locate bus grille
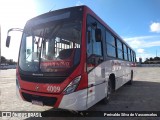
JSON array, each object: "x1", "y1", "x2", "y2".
[
  {"x1": 21, "y1": 92, "x2": 57, "y2": 106},
  {"x1": 20, "y1": 75, "x2": 66, "y2": 83}
]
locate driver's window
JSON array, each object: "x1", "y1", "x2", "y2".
[{"x1": 86, "y1": 15, "x2": 103, "y2": 71}]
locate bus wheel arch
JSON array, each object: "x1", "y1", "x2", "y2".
[
  {"x1": 127, "y1": 70, "x2": 133, "y2": 85},
  {"x1": 109, "y1": 73, "x2": 116, "y2": 91},
  {"x1": 101, "y1": 73, "x2": 115, "y2": 104}
]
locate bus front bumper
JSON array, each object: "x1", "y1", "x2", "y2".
[{"x1": 18, "y1": 88, "x2": 88, "y2": 111}]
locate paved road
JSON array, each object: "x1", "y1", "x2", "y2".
[{"x1": 0, "y1": 67, "x2": 160, "y2": 120}]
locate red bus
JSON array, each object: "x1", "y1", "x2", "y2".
[{"x1": 6, "y1": 5, "x2": 136, "y2": 111}]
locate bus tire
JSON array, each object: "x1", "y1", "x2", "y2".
[
  {"x1": 101, "y1": 79, "x2": 113, "y2": 104},
  {"x1": 127, "y1": 70, "x2": 133, "y2": 85}
]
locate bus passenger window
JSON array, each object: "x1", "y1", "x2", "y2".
[
  {"x1": 117, "y1": 39, "x2": 123, "y2": 59},
  {"x1": 123, "y1": 44, "x2": 128, "y2": 60},
  {"x1": 128, "y1": 48, "x2": 131, "y2": 61},
  {"x1": 106, "y1": 31, "x2": 116, "y2": 57}
]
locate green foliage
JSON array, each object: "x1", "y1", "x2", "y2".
[
  {"x1": 0, "y1": 56, "x2": 17, "y2": 65},
  {"x1": 144, "y1": 57, "x2": 160, "y2": 64}
]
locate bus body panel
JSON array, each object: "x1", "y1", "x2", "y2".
[
  {"x1": 59, "y1": 89, "x2": 88, "y2": 111},
  {"x1": 87, "y1": 61, "x2": 107, "y2": 108},
  {"x1": 87, "y1": 60, "x2": 133, "y2": 108},
  {"x1": 87, "y1": 82, "x2": 107, "y2": 109}
]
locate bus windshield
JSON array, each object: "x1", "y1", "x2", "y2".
[{"x1": 19, "y1": 20, "x2": 82, "y2": 73}]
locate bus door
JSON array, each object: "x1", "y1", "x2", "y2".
[{"x1": 86, "y1": 15, "x2": 106, "y2": 108}]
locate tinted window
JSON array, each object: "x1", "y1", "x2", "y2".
[
  {"x1": 106, "y1": 31, "x2": 116, "y2": 57},
  {"x1": 117, "y1": 49, "x2": 123, "y2": 59},
  {"x1": 106, "y1": 31, "x2": 115, "y2": 46},
  {"x1": 117, "y1": 39, "x2": 123, "y2": 59},
  {"x1": 123, "y1": 44, "x2": 128, "y2": 60},
  {"x1": 107, "y1": 44, "x2": 116, "y2": 57},
  {"x1": 128, "y1": 48, "x2": 131, "y2": 61},
  {"x1": 117, "y1": 39, "x2": 122, "y2": 50}
]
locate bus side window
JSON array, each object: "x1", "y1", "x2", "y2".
[
  {"x1": 128, "y1": 48, "x2": 131, "y2": 61},
  {"x1": 123, "y1": 44, "x2": 128, "y2": 60},
  {"x1": 117, "y1": 39, "x2": 123, "y2": 59},
  {"x1": 106, "y1": 30, "x2": 116, "y2": 58}
]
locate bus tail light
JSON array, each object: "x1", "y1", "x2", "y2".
[{"x1": 63, "y1": 76, "x2": 81, "y2": 95}]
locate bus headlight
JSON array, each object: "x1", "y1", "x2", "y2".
[{"x1": 63, "y1": 76, "x2": 81, "y2": 95}]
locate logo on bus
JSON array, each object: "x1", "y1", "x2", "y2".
[{"x1": 35, "y1": 85, "x2": 39, "y2": 91}]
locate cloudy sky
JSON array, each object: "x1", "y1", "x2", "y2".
[{"x1": 0, "y1": 0, "x2": 160, "y2": 62}]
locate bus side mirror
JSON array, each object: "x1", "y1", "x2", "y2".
[
  {"x1": 95, "y1": 28, "x2": 102, "y2": 42},
  {"x1": 6, "y1": 36, "x2": 11, "y2": 47}
]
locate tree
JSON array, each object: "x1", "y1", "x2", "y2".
[
  {"x1": 149, "y1": 57, "x2": 153, "y2": 61},
  {"x1": 145, "y1": 58, "x2": 149, "y2": 62},
  {"x1": 154, "y1": 57, "x2": 160, "y2": 60},
  {"x1": 0, "y1": 56, "x2": 17, "y2": 65},
  {"x1": 143, "y1": 57, "x2": 160, "y2": 64},
  {"x1": 1, "y1": 56, "x2": 7, "y2": 63}
]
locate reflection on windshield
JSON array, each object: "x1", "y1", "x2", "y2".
[{"x1": 19, "y1": 21, "x2": 81, "y2": 72}]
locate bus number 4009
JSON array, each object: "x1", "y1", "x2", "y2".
[{"x1": 47, "y1": 86, "x2": 61, "y2": 93}]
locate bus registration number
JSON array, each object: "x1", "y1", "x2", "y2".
[{"x1": 47, "y1": 86, "x2": 60, "y2": 93}]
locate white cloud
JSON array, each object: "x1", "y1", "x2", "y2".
[
  {"x1": 124, "y1": 35, "x2": 160, "y2": 49},
  {"x1": 136, "y1": 53, "x2": 154, "y2": 62},
  {"x1": 124, "y1": 35, "x2": 157, "y2": 42},
  {"x1": 137, "y1": 49, "x2": 144, "y2": 54},
  {"x1": 76, "y1": 1, "x2": 83, "y2": 6},
  {"x1": 124, "y1": 35, "x2": 160, "y2": 62},
  {"x1": 150, "y1": 22, "x2": 160, "y2": 33}
]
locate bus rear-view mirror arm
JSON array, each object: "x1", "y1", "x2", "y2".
[{"x1": 6, "y1": 28, "x2": 23, "y2": 48}]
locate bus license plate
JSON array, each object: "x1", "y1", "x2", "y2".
[{"x1": 32, "y1": 100, "x2": 43, "y2": 106}]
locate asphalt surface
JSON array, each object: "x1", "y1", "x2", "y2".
[{"x1": 0, "y1": 67, "x2": 160, "y2": 120}]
